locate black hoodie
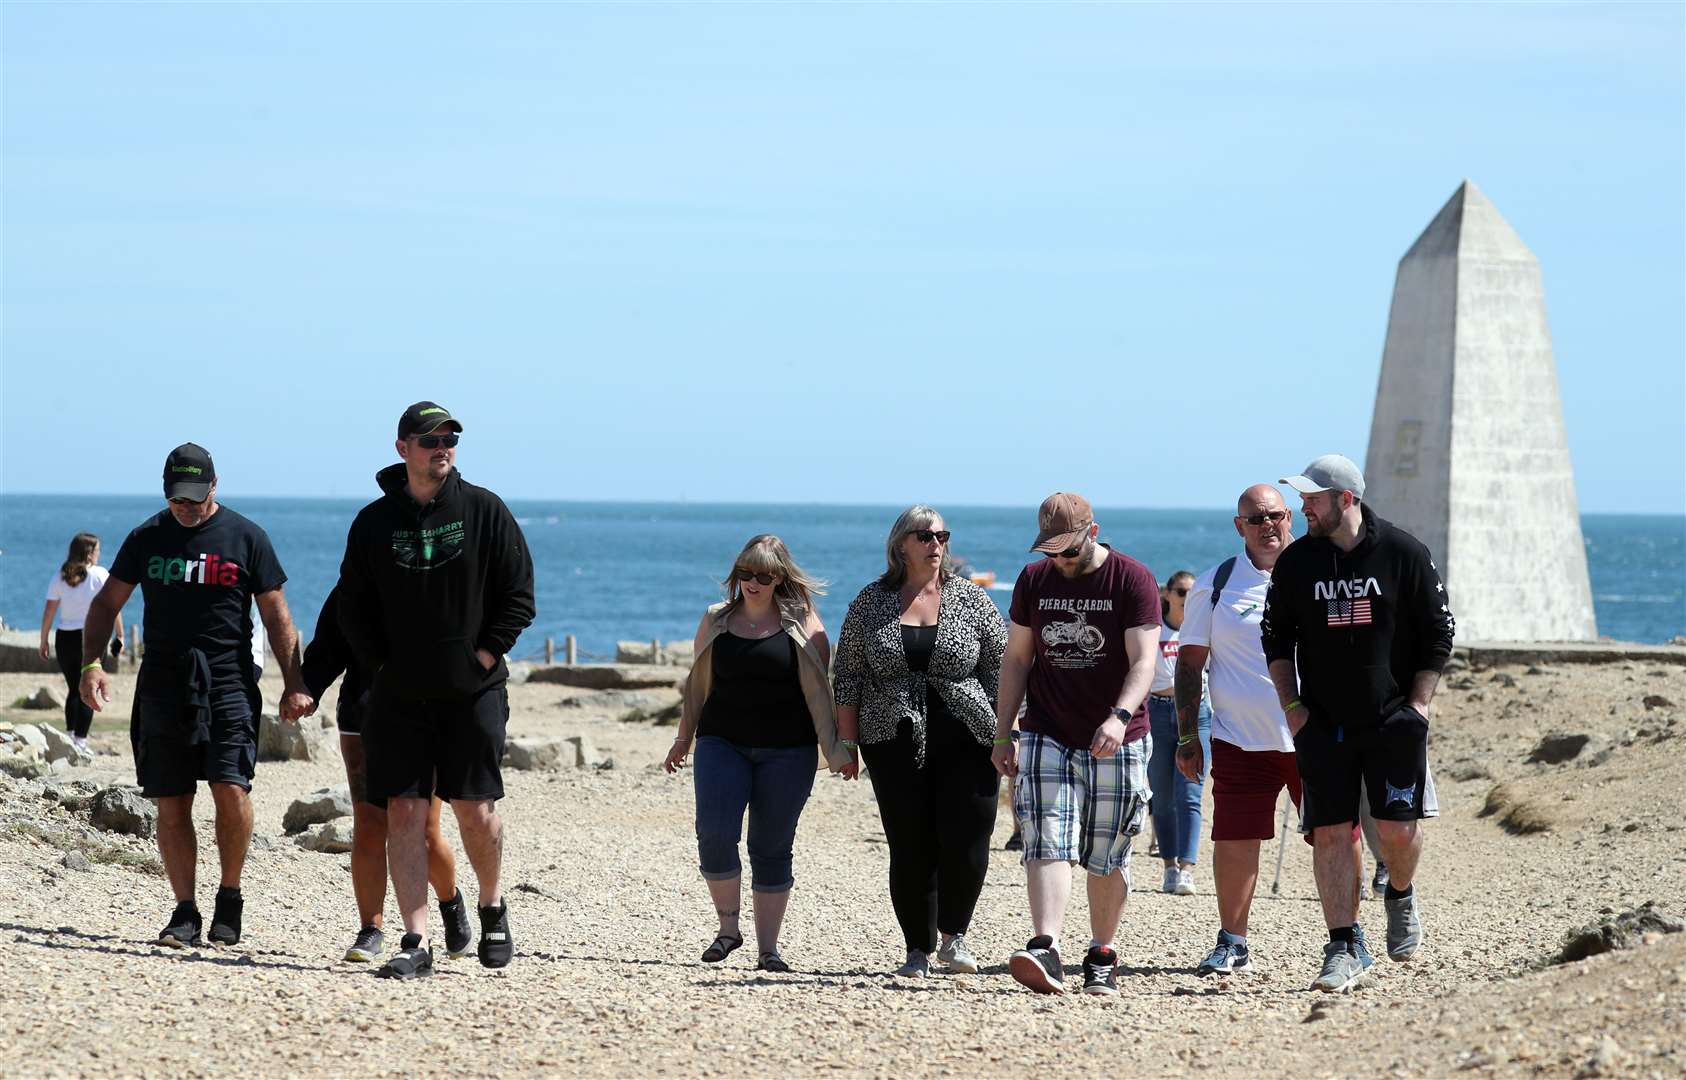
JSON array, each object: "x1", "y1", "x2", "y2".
[
  {"x1": 1260, "y1": 503, "x2": 1454, "y2": 729},
  {"x1": 337, "y1": 464, "x2": 536, "y2": 702}
]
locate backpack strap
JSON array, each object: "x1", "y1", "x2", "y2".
[{"x1": 1210, "y1": 556, "x2": 1238, "y2": 609}]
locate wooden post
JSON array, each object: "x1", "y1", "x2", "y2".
[
  {"x1": 130, "y1": 625, "x2": 142, "y2": 668},
  {"x1": 544, "y1": 637, "x2": 555, "y2": 664},
  {"x1": 565, "y1": 634, "x2": 577, "y2": 665},
  {"x1": 651, "y1": 638, "x2": 661, "y2": 665}
]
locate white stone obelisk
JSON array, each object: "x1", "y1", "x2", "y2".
[{"x1": 1363, "y1": 181, "x2": 1596, "y2": 642}]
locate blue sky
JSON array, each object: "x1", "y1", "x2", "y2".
[{"x1": 4, "y1": 3, "x2": 1682, "y2": 513}]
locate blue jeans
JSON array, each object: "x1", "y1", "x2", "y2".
[
  {"x1": 693, "y1": 737, "x2": 816, "y2": 893},
  {"x1": 1146, "y1": 695, "x2": 1211, "y2": 866}
]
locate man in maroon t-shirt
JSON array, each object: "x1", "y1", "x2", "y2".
[{"x1": 991, "y1": 492, "x2": 1161, "y2": 996}]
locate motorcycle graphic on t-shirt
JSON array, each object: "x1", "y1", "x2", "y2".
[{"x1": 1042, "y1": 610, "x2": 1105, "y2": 654}]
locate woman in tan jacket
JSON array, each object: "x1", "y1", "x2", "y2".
[{"x1": 665, "y1": 534, "x2": 853, "y2": 972}]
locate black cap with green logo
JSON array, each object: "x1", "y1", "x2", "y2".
[
  {"x1": 397, "y1": 401, "x2": 464, "y2": 440},
  {"x1": 163, "y1": 443, "x2": 216, "y2": 501}
]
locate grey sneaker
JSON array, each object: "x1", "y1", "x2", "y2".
[
  {"x1": 344, "y1": 925, "x2": 385, "y2": 963},
  {"x1": 1310, "y1": 941, "x2": 1365, "y2": 993},
  {"x1": 893, "y1": 949, "x2": 930, "y2": 978},
  {"x1": 1384, "y1": 890, "x2": 1422, "y2": 960},
  {"x1": 937, "y1": 935, "x2": 978, "y2": 974},
  {"x1": 1196, "y1": 930, "x2": 1252, "y2": 976},
  {"x1": 1352, "y1": 925, "x2": 1375, "y2": 971}
]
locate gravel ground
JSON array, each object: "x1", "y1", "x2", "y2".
[{"x1": 1, "y1": 658, "x2": 1683, "y2": 1078}]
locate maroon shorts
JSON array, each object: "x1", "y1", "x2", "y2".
[{"x1": 1210, "y1": 737, "x2": 1301, "y2": 842}]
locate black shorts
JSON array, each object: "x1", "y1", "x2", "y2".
[
  {"x1": 337, "y1": 688, "x2": 371, "y2": 736},
  {"x1": 1293, "y1": 703, "x2": 1429, "y2": 830},
  {"x1": 129, "y1": 685, "x2": 261, "y2": 798},
  {"x1": 363, "y1": 684, "x2": 508, "y2": 803}
]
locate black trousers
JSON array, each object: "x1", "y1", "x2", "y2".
[
  {"x1": 55, "y1": 629, "x2": 94, "y2": 738},
  {"x1": 861, "y1": 718, "x2": 999, "y2": 953}
]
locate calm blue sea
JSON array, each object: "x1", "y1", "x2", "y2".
[{"x1": 2, "y1": 495, "x2": 1681, "y2": 658}]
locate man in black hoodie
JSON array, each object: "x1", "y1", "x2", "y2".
[
  {"x1": 1260, "y1": 454, "x2": 1453, "y2": 993},
  {"x1": 337, "y1": 401, "x2": 536, "y2": 979}
]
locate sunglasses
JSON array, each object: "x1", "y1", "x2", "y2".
[
  {"x1": 413, "y1": 433, "x2": 459, "y2": 449},
  {"x1": 168, "y1": 496, "x2": 208, "y2": 507},
  {"x1": 912, "y1": 529, "x2": 951, "y2": 544},
  {"x1": 734, "y1": 568, "x2": 777, "y2": 586},
  {"x1": 1171, "y1": 586, "x2": 1191, "y2": 598},
  {"x1": 1045, "y1": 542, "x2": 1085, "y2": 560},
  {"x1": 1242, "y1": 510, "x2": 1288, "y2": 526}
]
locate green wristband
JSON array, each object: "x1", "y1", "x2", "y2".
[
  {"x1": 1177, "y1": 733, "x2": 1197, "y2": 747},
  {"x1": 79, "y1": 661, "x2": 102, "y2": 674},
  {"x1": 1285, "y1": 697, "x2": 1303, "y2": 713},
  {"x1": 992, "y1": 737, "x2": 1012, "y2": 746}
]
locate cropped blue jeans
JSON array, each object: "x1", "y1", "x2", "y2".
[
  {"x1": 1146, "y1": 694, "x2": 1211, "y2": 866},
  {"x1": 693, "y1": 737, "x2": 816, "y2": 893}
]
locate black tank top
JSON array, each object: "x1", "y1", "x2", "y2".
[
  {"x1": 699, "y1": 632, "x2": 816, "y2": 748},
  {"x1": 900, "y1": 623, "x2": 967, "y2": 746}
]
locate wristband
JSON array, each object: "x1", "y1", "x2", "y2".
[
  {"x1": 79, "y1": 661, "x2": 102, "y2": 674},
  {"x1": 1285, "y1": 697, "x2": 1303, "y2": 713},
  {"x1": 1177, "y1": 734, "x2": 1197, "y2": 747},
  {"x1": 839, "y1": 739, "x2": 858, "y2": 750},
  {"x1": 992, "y1": 737, "x2": 1012, "y2": 746}
]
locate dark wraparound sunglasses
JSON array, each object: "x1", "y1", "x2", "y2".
[
  {"x1": 1172, "y1": 586, "x2": 1191, "y2": 598},
  {"x1": 1242, "y1": 510, "x2": 1287, "y2": 526},
  {"x1": 1046, "y1": 543, "x2": 1085, "y2": 560},
  {"x1": 734, "y1": 568, "x2": 777, "y2": 586},
  {"x1": 414, "y1": 433, "x2": 459, "y2": 449},
  {"x1": 913, "y1": 529, "x2": 951, "y2": 544}
]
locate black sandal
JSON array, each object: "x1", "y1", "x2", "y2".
[
  {"x1": 701, "y1": 933, "x2": 743, "y2": 963},
  {"x1": 757, "y1": 951, "x2": 791, "y2": 973}
]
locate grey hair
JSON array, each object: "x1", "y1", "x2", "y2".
[{"x1": 878, "y1": 504, "x2": 956, "y2": 590}]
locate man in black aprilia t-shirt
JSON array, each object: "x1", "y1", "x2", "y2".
[
  {"x1": 1260, "y1": 454, "x2": 1454, "y2": 993},
  {"x1": 79, "y1": 442, "x2": 313, "y2": 950},
  {"x1": 337, "y1": 401, "x2": 535, "y2": 979}
]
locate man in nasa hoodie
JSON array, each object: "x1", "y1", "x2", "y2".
[{"x1": 1259, "y1": 454, "x2": 1454, "y2": 994}]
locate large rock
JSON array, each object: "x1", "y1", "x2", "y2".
[
  {"x1": 505, "y1": 737, "x2": 571, "y2": 771},
  {"x1": 283, "y1": 787, "x2": 354, "y2": 834},
  {"x1": 557, "y1": 689, "x2": 669, "y2": 712},
  {"x1": 11, "y1": 724, "x2": 49, "y2": 755},
  {"x1": 528, "y1": 664, "x2": 688, "y2": 690},
  {"x1": 257, "y1": 711, "x2": 334, "y2": 762},
  {"x1": 615, "y1": 640, "x2": 696, "y2": 666},
  {"x1": 90, "y1": 786, "x2": 157, "y2": 838},
  {"x1": 294, "y1": 819, "x2": 355, "y2": 853},
  {"x1": 24, "y1": 685, "x2": 65, "y2": 710},
  {"x1": 566, "y1": 735, "x2": 603, "y2": 769},
  {"x1": 0, "y1": 753, "x2": 48, "y2": 780},
  {"x1": 39, "y1": 724, "x2": 93, "y2": 767},
  {"x1": 1527, "y1": 732, "x2": 1594, "y2": 764}
]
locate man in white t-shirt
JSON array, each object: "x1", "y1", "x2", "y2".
[{"x1": 1174, "y1": 484, "x2": 1370, "y2": 976}]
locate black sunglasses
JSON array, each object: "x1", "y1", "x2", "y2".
[
  {"x1": 1242, "y1": 510, "x2": 1287, "y2": 526},
  {"x1": 413, "y1": 433, "x2": 459, "y2": 449},
  {"x1": 1171, "y1": 586, "x2": 1191, "y2": 598},
  {"x1": 734, "y1": 568, "x2": 777, "y2": 586},
  {"x1": 913, "y1": 529, "x2": 951, "y2": 544},
  {"x1": 1045, "y1": 542, "x2": 1085, "y2": 560}
]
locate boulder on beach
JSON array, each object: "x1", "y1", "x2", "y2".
[
  {"x1": 90, "y1": 786, "x2": 157, "y2": 838},
  {"x1": 506, "y1": 737, "x2": 570, "y2": 771},
  {"x1": 257, "y1": 711, "x2": 335, "y2": 762},
  {"x1": 1554, "y1": 901, "x2": 1684, "y2": 964},
  {"x1": 294, "y1": 820, "x2": 355, "y2": 853},
  {"x1": 283, "y1": 787, "x2": 354, "y2": 834},
  {"x1": 24, "y1": 686, "x2": 65, "y2": 710}
]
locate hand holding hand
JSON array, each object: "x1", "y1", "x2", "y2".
[
  {"x1": 839, "y1": 749, "x2": 860, "y2": 781},
  {"x1": 279, "y1": 690, "x2": 314, "y2": 723}
]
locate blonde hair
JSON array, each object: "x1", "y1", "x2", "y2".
[
  {"x1": 60, "y1": 532, "x2": 100, "y2": 587},
  {"x1": 721, "y1": 534, "x2": 825, "y2": 617},
  {"x1": 878, "y1": 504, "x2": 955, "y2": 590}
]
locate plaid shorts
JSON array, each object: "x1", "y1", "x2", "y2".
[{"x1": 1013, "y1": 729, "x2": 1152, "y2": 877}]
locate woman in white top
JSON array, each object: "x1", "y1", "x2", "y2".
[
  {"x1": 1146, "y1": 570, "x2": 1210, "y2": 895},
  {"x1": 39, "y1": 532, "x2": 123, "y2": 750}
]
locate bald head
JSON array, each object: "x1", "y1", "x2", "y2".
[
  {"x1": 1237, "y1": 484, "x2": 1284, "y2": 516},
  {"x1": 1234, "y1": 483, "x2": 1293, "y2": 569}
]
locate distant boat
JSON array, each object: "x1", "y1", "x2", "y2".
[{"x1": 953, "y1": 557, "x2": 995, "y2": 589}]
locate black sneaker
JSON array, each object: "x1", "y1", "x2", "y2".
[
  {"x1": 1082, "y1": 945, "x2": 1119, "y2": 996},
  {"x1": 158, "y1": 902, "x2": 202, "y2": 948},
  {"x1": 439, "y1": 888, "x2": 473, "y2": 958},
  {"x1": 478, "y1": 902, "x2": 513, "y2": 969},
  {"x1": 1008, "y1": 935, "x2": 1064, "y2": 994},
  {"x1": 208, "y1": 886, "x2": 242, "y2": 945},
  {"x1": 1004, "y1": 827, "x2": 1024, "y2": 852},
  {"x1": 376, "y1": 933, "x2": 433, "y2": 979}
]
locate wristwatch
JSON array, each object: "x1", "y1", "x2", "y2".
[{"x1": 1111, "y1": 706, "x2": 1132, "y2": 721}]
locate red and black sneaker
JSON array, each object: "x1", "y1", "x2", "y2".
[{"x1": 1082, "y1": 945, "x2": 1119, "y2": 995}]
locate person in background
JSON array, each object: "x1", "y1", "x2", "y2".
[
  {"x1": 1146, "y1": 570, "x2": 1209, "y2": 896},
  {"x1": 665, "y1": 535, "x2": 853, "y2": 974},
  {"x1": 301, "y1": 584, "x2": 468, "y2": 965},
  {"x1": 41, "y1": 532, "x2": 123, "y2": 753},
  {"x1": 833, "y1": 506, "x2": 1008, "y2": 978}
]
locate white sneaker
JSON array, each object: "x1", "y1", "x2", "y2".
[
  {"x1": 1174, "y1": 868, "x2": 1196, "y2": 896},
  {"x1": 72, "y1": 736, "x2": 90, "y2": 752},
  {"x1": 1161, "y1": 865, "x2": 1179, "y2": 893}
]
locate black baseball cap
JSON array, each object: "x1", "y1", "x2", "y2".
[
  {"x1": 397, "y1": 401, "x2": 464, "y2": 440},
  {"x1": 163, "y1": 443, "x2": 216, "y2": 501}
]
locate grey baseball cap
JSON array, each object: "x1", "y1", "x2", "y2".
[{"x1": 1281, "y1": 454, "x2": 1365, "y2": 499}]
